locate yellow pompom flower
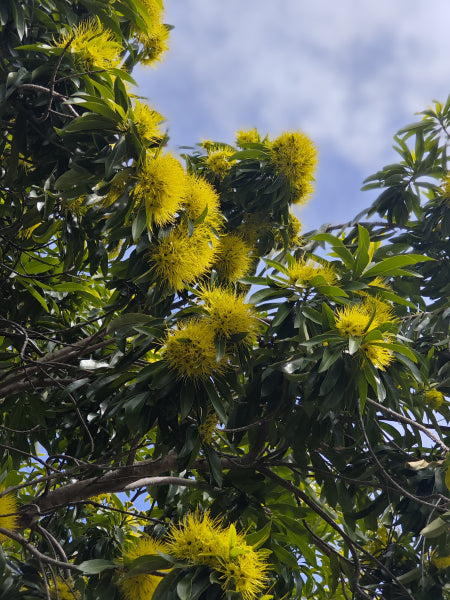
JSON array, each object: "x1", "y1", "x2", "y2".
[
  {"x1": 335, "y1": 304, "x2": 378, "y2": 338},
  {"x1": 132, "y1": 0, "x2": 170, "y2": 66},
  {"x1": 167, "y1": 511, "x2": 229, "y2": 565},
  {"x1": 236, "y1": 128, "x2": 261, "y2": 146},
  {"x1": 206, "y1": 148, "x2": 236, "y2": 178},
  {"x1": 287, "y1": 258, "x2": 336, "y2": 287},
  {"x1": 134, "y1": 153, "x2": 186, "y2": 228},
  {"x1": 0, "y1": 487, "x2": 18, "y2": 542},
  {"x1": 269, "y1": 131, "x2": 318, "y2": 204},
  {"x1": 140, "y1": 22, "x2": 170, "y2": 66},
  {"x1": 434, "y1": 555, "x2": 450, "y2": 569},
  {"x1": 183, "y1": 174, "x2": 224, "y2": 229},
  {"x1": 199, "y1": 287, "x2": 260, "y2": 345},
  {"x1": 49, "y1": 577, "x2": 81, "y2": 600},
  {"x1": 217, "y1": 550, "x2": 269, "y2": 600},
  {"x1": 335, "y1": 300, "x2": 396, "y2": 370},
  {"x1": 130, "y1": 101, "x2": 163, "y2": 145},
  {"x1": 198, "y1": 412, "x2": 219, "y2": 444},
  {"x1": 56, "y1": 18, "x2": 122, "y2": 71},
  {"x1": 425, "y1": 389, "x2": 445, "y2": 409},
  {"x1": 361, "y1": 343, "x2": 394, "y2": 371},
  {"x1": 168, "y1": 512, "x2": 269, "y2": 600},
  {"x1": 150, "y1": 225, "x2": 217, "y2": 290},
  {"x1": 164, "y1": 320, "x2": 225, "y2": 382},
  {"x1": 120, "y1": 537, "x2": 171, "y2": 600},
  {"x1": 214, "y1": 234, "x2": 253, "y2": 281}
]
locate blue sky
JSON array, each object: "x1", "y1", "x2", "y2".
[{"x1": 136, "y1": 1, "x2": 450, "y2": 231}]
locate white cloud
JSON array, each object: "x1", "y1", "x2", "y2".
[{"x1": 137, "y1": 1, "x2": 450, "y2": 172}]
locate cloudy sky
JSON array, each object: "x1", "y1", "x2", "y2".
[{"x1": 136, "y1": 1, "x2": 450, "y2": 230}]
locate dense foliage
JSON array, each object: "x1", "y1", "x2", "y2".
[{"x1": 0, "y1": 1, "x2": 449, "y2": 599}]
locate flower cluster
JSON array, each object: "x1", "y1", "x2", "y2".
[
  {"x1": 235, "y1": 128, "x2": 261, "y2": 146},
  {"x1": 134, "y1": 153, "x2": 186, "y2": 228},
  {"x1": 334, "y1": 298, "x2": 397, "y2": 370},
  {"x1": 425, "y1": 389, "x2": 445, "y2": 409},
  {"x1": 167, "y1": 512, "x2": 269, "y2": 600},
  {"x1": 269, "y1": 131, "x2": 318, "y2": 204},
  {"x1": 198, "y1": 286, "x2": 260, "y2": 346},
  {"x1": 120, "y1": 537, "x2": 172, "y2": 600},
  {"x1": 287, "y1": 258, "x2": 336, "y2": 287},
  {"x1": 150, "y1": 224, "x2": 217, "y2": 291},
  {"x1": 56, "y1": 18, "x2": 122, "y2": 71},
  {"x1": 49, "y1": 577, "x2": 81, "y2": 600},
  {"x1": 164, "y1": 287, "x2": 260, "y2": 382},
  {"x1": 213, "y1": 234, "x2": 253, "y2": 281},
  {"x1": 134, "y1": 0, "x2": 170, "y2": 66},
  {"x1": 164, "y1": 319, "x2": 225, "y2": 382}
]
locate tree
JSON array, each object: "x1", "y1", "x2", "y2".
[{"x1": 0, "y1": 1, "x2": 449, "y2": 599}]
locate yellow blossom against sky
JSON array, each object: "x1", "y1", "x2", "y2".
[
  {"x1": 269, "y1": 131, "x2": 318, "y2": 204},
  {"x1": 287, "y1": 258, "x2": 336, "y2": 287}
]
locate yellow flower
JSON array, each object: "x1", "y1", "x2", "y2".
[
  {"x1": 164, "y1": 320, "x2": 226, "y2": 382},
  {"x1": 183, "y1": 174, "x2": 224, "y2": 229},
  {"x1": 130, "y1": 101, "x2": 163, "y2": 145},
  {"x1": 236, "y1": 128, "x2": 261, "y2": 146},
  {"x1": 18, "y1": 223, "x2": 40, "y2": 239},
  {"x1": 149, "y1": 225, "x2": 217, "y2": 290},
  {"x1": 361, "y1": 343, "x2": 394, "y2": 371},
  {"x1": 214, "y1": 234, "x2": 253, "y2": 282},
  {"x1": 140, "y1": 22, "x2": 170, "y2": 66},
  {"x1": 198, "y1": 412, "x2": 219, "y2": 444},
  {"x1": 134, "y1": 153, "x2": 186, "y2": 227},
  {"x1": 217, "y1": 550, "x2": 269, "y2": 600},
  {"x1": 0, "y1": 487, "x2": 18, "y2": 542},
  {"x1": 425, "y1": 389, "x2": 445, "y2": 409},
  {"x1": 368, "y1": 276, "x2": 390, "y2": 290},
  {"x1": 206, "y1": 148, "x2": 236, "y2": 178},
  {"x1": 131, "y1": 0, "x2": 169, "y2": 66},
  {"x1": 434, "y1": 555, "x2": 450, "y2": 569},
  {"x1": 269, "y1": 131, "x2": 318, "y2": 204},
  {"x1": 167, "y1": 511, "x2": 269, "y2": 600},
  {"x1": 120, "y1": 537, "x2": 171, "y2": 600},
  {"x1": 167, "y1": 511, "x2": 229, "y2": 566},
  {"x1": 49, "y1": 576, "x2": 81, "y2": 600},
  {"x1": 56, "y1": 18, "x2": 122, "y2": 71},
  {"x1": 335, "y1": 304, "x2": 378, "y2": 338},
  {"x1": 334, "y1": 299, "x2": 396, "y2": 370},
  {"x1": 287, "y1": 258, "x2": 336, "y2": 287},
  {"x1": 199, "y1": 287, "x2": 260, "y2": 345}
]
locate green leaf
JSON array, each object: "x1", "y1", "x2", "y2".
[
  {"x1": 244, "y1": 521, "x2": 271, "y2": 549},
  {"x1": 78, "y1": 559, "x2": 116, "y2": 574},
  {"x1": 362, "y1": 254, "x2": 433, "y2": 277},
  {"x1": 125, "y1": 554, "x2": 173, "y2": 576},
  {"x1": 312, "y1": 233, "x2": 355, "y2": 269},
  {"x1": 204, "y1": 445, "x2": 223, "y2": 486},
  {"x1": 420, "y1": 517, "x2": 449, "y2": 538}
]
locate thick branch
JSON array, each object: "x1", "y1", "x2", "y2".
[{"x1": 19, "y1": 452, "x2": 179, "y2": 528}]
